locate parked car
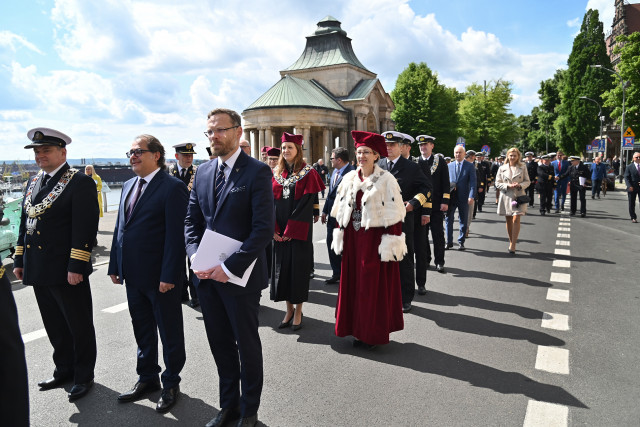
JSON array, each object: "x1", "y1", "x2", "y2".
[{"x1": 584, "y1": 162, "x2": 615, "y2": 191}]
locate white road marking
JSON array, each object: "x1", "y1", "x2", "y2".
[
  {"x1": 535, "y1": 346, "x2": 570, "y2": 374},
  {"x1": 93, "y1": 260, "x2": 110, "y2": 267},
  {"x1": 556, "y1": 233, "x2": 570, "y2": 238},
  {"x1": 552, "y1": 260, "x2": 571, "y2": 268},
  {"x1": 317, "y1": 239, "x2": 327, "y2": 244},
  {"x1": 550, "y1": 272, "x2": 570, "y2": 283},
  {"x1": 102, "y1": 302, "x2": 129, "y2": 314},
  {"x1": 541, "y1": 312, "x2": 570, "y2": 331},
  {"x1": 555, "y1": 240, "x2": 570, "y2": 246},
  {"x1": 554, "y1": 249, "x2": 570, "y2": 256},
  {"x1": 22, "y1": 328, "x2": 47, "y2": 343},
  {"x1": 523, "y1": 400, "x2": 568, "y2": 427},
  {"x1": 547, "y1": 289, "x2": 570, "y2": 302},
  {"x1": 558, "y1": 227, "x2": 570, "y2": 231}
]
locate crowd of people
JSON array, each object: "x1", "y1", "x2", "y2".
[{"x1": 5, "y1": 112, "x2": 640, "y2": 427}]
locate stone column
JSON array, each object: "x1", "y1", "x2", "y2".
[
  {"x1": 300, "y1": 126, "x2": 311, "y2": 161},
  {"x1": 265, "y1": 127, "x2": 273, "y2": 149},
  {"x1": 258, "y1": 128, "x2": 265, "y2": 154},
  {"x1": 340, "y1": 130, "x2": 348, "y2": 149},
  {"x1": 323, "y1": 128, "x2": 332, "y2": 165}
]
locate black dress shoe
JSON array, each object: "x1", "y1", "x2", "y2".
[
  {"x1": 436, "y1": 264, "x2": 445, "y2": 273},
  {"x1": 325, "y1": 276, "x2": 340, "y2": 284},
  {"x1": 236, "y1": 414, "x2": 258, "y2": 427},
  {"x1": 309, "y1": 272, "x2": 315, "y2": 279},
  {"x1": 68, "y1": 380, "x2": 94, "y2": 401},
  {"x1": 156, "y1": 386, "x2": 179, "y2": 413},
  {"x1": 118, "y1": 380, "x2": 161, "y2": 402},
  {"x1": 580, "y1": 213, "x2": 586, "y2": 217},
  {"x1": 291, "y1": 313, "x2": 303, "y2": 331},
  {"x1": 278, "y1": 312, "x2": 294, "y2": 329},
  {"x1": 402, "y1": 303, "x2": 412, "y2": 313},
  {"x1": 38, "y1": 375, "x2": 73, "y2": 390},
  {"x1": 206, "y1": 407, "x2": 241, "y2": 427},
  {"x1": 188, "y1": 298, "x2": 200, "y2": 308},
  {"x1": 445, "y1": 243, "x2": 453, "y2": 250},
  {"x1": 555, "y1": 209, "x2": 560, "y2": 213},
  {"x1": 417, "y1": 286, "x2": 427, "y2": 295},
  {"x1": 457, "y1": 243, "x2": 465, "y2": 251}
]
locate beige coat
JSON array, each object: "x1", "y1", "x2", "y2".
[{"x1": 495, "y1": 163, "x2": 531, "y2": 216}]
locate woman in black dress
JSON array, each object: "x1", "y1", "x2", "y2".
[{"x1": 271, "y1": 132, "x2": 324, "y2": 330}]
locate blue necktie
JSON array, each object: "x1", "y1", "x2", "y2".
[
  {"x1": 215, "y1": 162, "x2": 226, "y2": 203},
  {"x1": 455, "y1": 162, "x2": 460, "y2": 180},
  {"x1": 126, "y1": 178, "x2": 145, "y2": 222}
]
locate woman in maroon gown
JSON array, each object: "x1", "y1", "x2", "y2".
[
  {"x1": 330, "y1": 131, "x2": 407, "y2": 349},
  {"x1": 271, "y1": 133, "x2": 325, "y2": 330}
]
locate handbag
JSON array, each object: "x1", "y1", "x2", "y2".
[{"x1": 515, "y1": 195, "x2": 530, "y2": 205}]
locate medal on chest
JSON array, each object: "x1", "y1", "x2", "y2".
[
  {"x1": 23, "y1": 168, "x2": 78, "y2": 235},
  {"x1": 275, "y1": 165, "x2": 312, "y2": 199}
]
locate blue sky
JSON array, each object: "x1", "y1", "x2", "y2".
[{"x1": 0, "y1": 0, "x2": 633, "y2": 160}]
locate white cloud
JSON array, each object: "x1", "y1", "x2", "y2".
[
  {"x1": 567, "y1": 17, "x2": 580, "y2": 28},
  {"x1": 586, "y1": 0, "x2": 615, "y2": 29},
  {"x1": 0, "y1": 110, "x2": 33, "y2": 121},
  {"x1": 0, "y1": 31, "x2": 43, "y2": 54}
]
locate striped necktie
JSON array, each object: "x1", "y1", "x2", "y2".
[{"x1": 215, "y1": 162, "x2": 226, "y2": 203}]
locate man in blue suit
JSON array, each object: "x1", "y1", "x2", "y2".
[
  {"x1": 108, "y1": 135, "x2": 188, "y2": 413},
  {"x1": 321, "y1": 147, "x2": 354, "y2": 284},
  {"x1": 552, "y1": 150, "x2": 570, "y2": 213},
  {"x1": 445, "y1": 145, "x2": 476, "y2": 250},
  {"x1": 186, "y1": 108, "x2": 274, "y2": 427}
]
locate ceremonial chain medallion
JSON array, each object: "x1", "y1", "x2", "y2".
[
  {"x1": 352, "y1": 209, "x2": 362, "y2": 231},
  {"x1": 275, "y1": 164, "x2": 312, "y2": 199},
  {"x1": 430, "y1": 155, "x2": 440, "y2": 175},
  {"x1": 23, "y1": 169, "x2": 78, "y2": 235}
]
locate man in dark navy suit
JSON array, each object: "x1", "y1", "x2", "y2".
[
  {"x1": 108, "y1": 135, "x2": 188, "y2": 413},
  {"x1": 14, "y1": 127, "x2": 99, "y2": 402},
  {"x1": 186, "y1": 108, "x2": 274, "y2": 427},
  {"x1": 624, "y1": 152, "x2": 640, "y2": 223},
  {"x1": 321, "y1": 147, "x2": 354, "y2": 284},
  {"x1": 379, "y1": 131, "x2": 432, "y2": 313},
  {"x1": 445, "y1": 145, "x2": 476, "y2": 250}
]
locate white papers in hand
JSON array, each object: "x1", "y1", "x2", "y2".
[
  {"x1": 191, "y1": 229, "x2": 256, "y2": 287},
  {"x1": 579, "y1": 177, "x2": 587, "y2": 186}
]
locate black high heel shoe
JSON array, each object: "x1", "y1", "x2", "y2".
[
  {"x1": 291, "y1": 313, "x2": 303, "y2": 331},
  {"x1": 278, "y1": 311, "x2": 294, "y2": 329}
]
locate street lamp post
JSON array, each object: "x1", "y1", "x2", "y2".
[
  {"x1": 590, "y1": 64, "x2": 628, "y2": 165},
  {"x1": 579, "y1": 96, "x2": 603, "y2": 158}
]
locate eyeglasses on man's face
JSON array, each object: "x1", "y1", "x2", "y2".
[
  {"x1": 126, "y1": 149, "x2": 152, "y2": 158},
  {"x1": 204, "y1": 126, "x2": 239, "y2": 138}
]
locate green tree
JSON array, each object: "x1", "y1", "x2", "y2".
[
  {"x1": 390, "y1": 62, "x2": 460, "y2": 156},
  {"x1": 538, "y1": 69, "x2": 565, "y2": 153},
  {"x1": 602, "y1": 32, "x2": 640, "y2": 134},
  {"x1": 457, "y1": 79, "x2": 517, "y2": 154},
  {"x1": 556, "y1": 9, "x2": 614, "y2": 154}
]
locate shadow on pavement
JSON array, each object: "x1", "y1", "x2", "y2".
[
  {"x1": 445, "y1": 267, "x2": 552, "y2": 288},
  {"x1": 424, "y1": 291, "x2": 544, "y2": 319}
]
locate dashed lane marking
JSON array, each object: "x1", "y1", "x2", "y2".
[
  {"x1": 523, "y1": 400, "x2": 568, "y2": 427},
  {"x1": 535, "y1": 346, "x2": 570, "y2": 374},
  {"x1": 102, "y1": 302, "x2": 129, "y2": 314},
  {"x1": 547, "y1": 289, "x2": 570, "y2": 302},
  {"x1": 22, "y1": 328, "x2": 47, "y2": 343},
  {"x1": 550, "y1": 272, "x2": 570, "y2": 283},
  {"x1": 554, "y1": 249, "x2": 570, "y2": 256},
  {"x1": 541, "y1": 312, "x2": 570, "y2": 331},
  {"x1": 555, "y1": 240, "x2": 570, "y2": 246},
  {"x1": 317, "y1": 239, "x2": 327, "y2": 244},
  {"x1": 552, "y1": 260, "x2": 570, "y2": 268},
  {"x1": 556, "y1": 233, "x2": 570, "y2": 238},
  {"x1": 557, "y1": 227, "x2": 570, "y2": 232}
]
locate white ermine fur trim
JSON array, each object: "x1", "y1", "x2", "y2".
[
  {"x1": 378, "y1": 232, "x2": 407, "y2": 262},
  {"x1": 330, "y1": 164, "x2": 406, "y2": 230},
  {"x1": 331, "y1": 228, "x2": 344, "y2": 255}
]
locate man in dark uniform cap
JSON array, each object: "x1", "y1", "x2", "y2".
[
  {"x1": 536, "y1": 155, "x2": 555, "y2": 215},
  {"x1": 415, "y1": 135, "x2": 449, "y2": 288},
  {"x1": 476, "y1": 152, "x2": 491, "y2": 212},
  {"x1": 380, "y1": 131, "x2": 432, "y2": 312},
  {"x1": 558, "y1": 156, "x2": 589, "y2": 217},
  {"x1": 524, "y1": 152, "x2": 537, "y2": 207},
  {"x1": 168, "y1": 142, "x2": 199, "y2": 307},
  {"x1": 14, "y1": 127, "x2": 99, "y2": 401}
]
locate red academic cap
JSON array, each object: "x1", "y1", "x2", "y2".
[
  {"x1": 281, "y1": 132, "x2": 303, "y2": 145},
  {"x1": 261, "y1": 146, "x2": 271, "y2": 153},
  {"x1": 351, "y1": 130, "x2": 388, "y2": 158}
]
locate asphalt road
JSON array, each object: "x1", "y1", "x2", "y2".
[{"x1": 5, "y1": 183, "x2": 639, "y2": 426}]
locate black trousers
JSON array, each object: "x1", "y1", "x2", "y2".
[
  {"x1": 527, "y1": 183, "x2": 535, "y2": 206},
  {"x1": 539, "y1": 186, "x2": 554, "y2": 213},
  {"x1": 181, "y1": 257, "x2": 196, "y2": 300},
  {"x1": 126, "y1": 284, "x2": 186, "y2": 389},
  {"x1": 197, "y1": 283, "x2": 263, "y2": 417},
  {"x1": 423, "y1": 209, "x2": 446, "y2": 267},
  {"x1": 326, "y1": 217, "x2": 341, "y2": 278},
  {"x1": 400, "y1": 211, "x2": 416, "y2": 304},
  {"x1": 413, "y1": 213, "x2": 427, "y2": 287},
  {"x1": 628, "y1": 189, "x2": 639, "y2": 220},
  {"x1": 33, "y1": 280, "x2": 97, "y2": 384},
  {"x1": 0, "y1": 272, "x2": 29, "y2": 427},
  {"x1": 569, "y1": 184, "x2": 586, "y2": 214},
  {"x1": 477, "y1": 187, "x2": 486, "y2": 210}
]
